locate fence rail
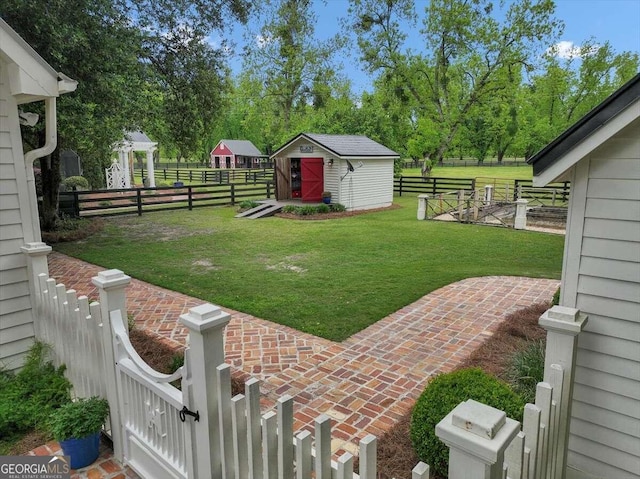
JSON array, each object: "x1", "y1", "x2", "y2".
[
  {"x1": 394, "y1": 176, "x2": 476, "y2": 196},
  {"x1": 59, "y1": 183, "x2": 274, "y2": 218},
  {"x1": 138, "y1": 168, "x2": 275, "y2": 185}
]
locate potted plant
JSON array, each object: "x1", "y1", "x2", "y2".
[
  {"x1": 48, "y1": 397, "x2": 110, "y2": 469},
  {"x1": 321, "y1": 191, "x2": 332, "y2": 204}
]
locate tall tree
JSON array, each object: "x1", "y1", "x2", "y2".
[
  {"x1": 243, "y1": 0, "x2": 345, "y2": 136},
  {"x1": 1, "y1": 0, "x2": 251, "y2": 229},
  {"x1": 350, "y1": 0, "x2": 563, "y2": 174}
]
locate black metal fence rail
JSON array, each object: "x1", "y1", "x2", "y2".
[
  {"x1": 153, "y1": 161, "x2": 275, "y2": 169},
  {"x1": 138, "y1": 168, "x2": 275, "y2": 185},
  {"x1": 394, "y1": 176, "x2": 476, "y2": 196},
  {"x1": 59, "y1": 183, "x2": 273, "y2": 218}
]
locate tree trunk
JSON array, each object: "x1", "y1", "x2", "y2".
[{"x1": 39, "y1": 148, "x2": 61, "y2": 231}]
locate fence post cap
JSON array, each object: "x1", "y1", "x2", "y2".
[
  {"x1": 436, "y1": 399, "x2": 520, "y2": 464},
  {"x1": 516, "y1": 198, "x2": 528, "y2": 205},
  {"x1": 180, "y1": 303, "x2": 231, "y2": 332},
  {"x1": 539, "y1": 306, "x2": 588, "y2": 335},
  {"x1": 417, "y1": 194, "x2": 429, "y2": 199},
  {"x1": 91, "y1": 269, "x2": 131, "y2": 289},
  {"x1": 21, "y1": 242, "x2": 52, "y2": 256}
]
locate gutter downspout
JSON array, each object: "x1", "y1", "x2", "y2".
[{"x1": 24, "y1": 97, "x2": 57, "y2": 243}]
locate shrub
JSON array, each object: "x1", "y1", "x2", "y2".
[
  {"x1": 317, "y1": 203, "x2": 330, "y2": 213},
  {"x1": 282, "y1": 205, "x2": 297, "y2": 214},
  {"x1": 0, "y1": 342, "x2": 71, "y2": 440},
  {"x1": 299, "y1": 206, "x2": 317, "y2": 216},
  {"x1": 552, "y1": 287, "x2": 560, "y2": 305},
  {"x1": 48, "y1": 397, "x2": 109, "y2": 441},
  {"x1": 506, "y1": 340, "x2": 546, "y2": 403},
  {"x1": 410, "y1": 368, "x2": 525, "y2": 477},
  {"x1": 330, "y1": 203, "x2": 346, "y2": 212},
  {"x1": 63, "y1": 176, "x2": 89, "y2": 190}
]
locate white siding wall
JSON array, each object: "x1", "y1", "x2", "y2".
[
  {"x1": 562, "y1": 118, "x2": 640, "y2": 479},
  {"x1": 337, "y1": 159, "x2": 394, "y2": 211},
  {"x1": 0, "y1": 61, "x2": 36, "y2": 371}
]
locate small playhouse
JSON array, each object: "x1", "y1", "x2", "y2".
[
  {"x1": 210, "y1": 139, "x2": 266, "y2": 169},
  {"x1": 270, "y1": 133, "x2": 399, "y2": 211}
]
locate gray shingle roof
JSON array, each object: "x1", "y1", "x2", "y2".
[
  {"x1": 124, "y1": 131, "x2": 154, "y2": 143},
  {"x1": 303, "y1": 133, "x2": 399, "y2": 157},
  {"x1": 218, "y1": 140, "x2": 264, "y2": 157}
]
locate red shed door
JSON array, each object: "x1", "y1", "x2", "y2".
[{"x1": 301, "y1": 158, "x2": 324, "y2": 202}]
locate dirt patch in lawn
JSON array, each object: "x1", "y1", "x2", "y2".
[{"x1": 372, "y1": 302, "x2": 550, "y2": 479}]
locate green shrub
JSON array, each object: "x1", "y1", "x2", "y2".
[
  {"x1": 282, "y1": 205, "x2": 297, "y2": 214},
  {"x1": 317, "y1": 203, "x2": 330, "y2": 213},
  {"x1": 507, "y1": 340, "x2": 546, "y2": 403},
  {"x1": 299, "y1": 206, "x2": 317, "y2": 216},
  {"x1": 63, "y1": 176, "x2": 89, "y2": 190},
  {"x1": 410, "y1": 368, "x2": 525, "y2": 477},
  {"x1": 48, "y1": 397, "x2": 109, "y2": 441},
  {"x1": 0, "y1": 342, "x2": 71, "y2": 440},
  {"x1": 330, "y1": 203, "x2": 346, "y2": 212},
  {"x1": 552, "y1": 287, "x2": 560, "y2": 305}
]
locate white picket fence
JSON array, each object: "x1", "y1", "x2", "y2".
[
  {"x1": 23, "y1": 242, "x2": 586, "y2": 479},
  {"x1": 23, "y1": 242, "x2": 432, "y2": 478}
]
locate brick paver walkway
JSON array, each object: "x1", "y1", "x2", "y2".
[{"x1": 32, "y1": 252, "x2": 559, "y2": 476}]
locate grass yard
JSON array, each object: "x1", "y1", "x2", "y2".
[
  {"x1": 402, "y1": 165, "x2": 533, "y2": 180},
  {"x1": 55, "y1": 195, "x2": 563, "y2": 341}
]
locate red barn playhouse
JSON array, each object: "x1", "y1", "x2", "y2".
[
  {"x1": 210, "y1": 140, "x2": 266, "y2": 169},
  {"x1": 270, "y1": 133, "x2": 399, "y2": 210}
]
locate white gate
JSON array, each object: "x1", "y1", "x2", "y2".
[
  {"x1": 109, "y1": 309, "x2": 194, "y2": 479},
  {"x1": 106, "y1": 161, "x2": 126, "y2": 189}
]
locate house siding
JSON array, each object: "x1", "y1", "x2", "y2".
[
  {"x1": 337, "y1": 159, "x2": 393, "y2": 210},
  {"x1": 0, "y1": 61, "x2": 35, "y2": 371},
  {"x1": 563, "y1": 118, "x2": 640, "y2": 479}
]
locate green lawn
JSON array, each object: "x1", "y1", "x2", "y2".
[
  {"x1": 56, "y1": 195, "x2": 563, "y2": 341},
  {"x1": 402, "y1": 165, "x2": 532, "y2": 180}
]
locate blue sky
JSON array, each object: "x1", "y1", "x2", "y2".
[{"x1": 222, "y1": 0, "x2": 640, "y2": 94}]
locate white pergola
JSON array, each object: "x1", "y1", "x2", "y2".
[{"x1": 112, "y1": 131, "x2": 157, "y2": 188}]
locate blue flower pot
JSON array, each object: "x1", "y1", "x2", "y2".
[
  {"x1": 322, "y1": 197, "x2": 331, "y2": 204},
  {"x1": 59, "y1": 432, "x2": 100, "y2": 469}
]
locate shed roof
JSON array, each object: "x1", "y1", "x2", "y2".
[
  {"x1": 528, "y1": 73, "x2": 640, "y2": 184},
  {"x1": 271, "y1": 133, "x2": 399, "y2": 159},
  {"x1": 215, "y1": 140, "x2": 265, "y2": 157}
]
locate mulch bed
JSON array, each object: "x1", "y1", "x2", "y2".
[{"x1": 274, "y1": 203, "x2": 402, "y2": 220}]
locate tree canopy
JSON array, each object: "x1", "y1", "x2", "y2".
[{"x1": 1, "y1": 0, "x2": 637, "y2": 225}]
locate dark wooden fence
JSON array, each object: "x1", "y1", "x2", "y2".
[
  {"x1": 402, "y1": 159, "x2": 529, "y2": 168},
  {"x1": 59, "y1": 183, "x2": 273, "y2": 218},
  {"x1": 138, "y1": 168, "x2": 275, "y2": 185},
  {"x1": 394, "y1": 176, "x2": 476, "y2": 196}
]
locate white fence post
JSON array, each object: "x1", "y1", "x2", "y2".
[
  {"x1": 436, "y1": 399, "x2": 520, "y2": 479},
  {"x1": 92, "y1": 269, "x2": 131, "y2": 462},
  {"x1": 21, "y1": 242, "x2": 52, "y2": 338},
  {"x1": 514, "y1": 199, "x2": 528, "y2": 230},
  {"x1": 417, "y1": 194, "x2": 429, "y2": 220},
  {"x1": 539, "y1": 306, "x2": 588, "y2": 478},
  {"x1": 180, "y1": 303, "x2": 231, "y2": 479},
  {"x1": 484, "y1": 185, "x2": 494, "y2": 205}
]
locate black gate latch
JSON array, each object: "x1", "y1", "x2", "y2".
[{"x1": 179, "y1": 406, "x2": 200, "y2": 422}]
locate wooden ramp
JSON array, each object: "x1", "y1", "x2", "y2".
[{"x1": 235, "y1": 202, "x2": 283, "y2": 219}]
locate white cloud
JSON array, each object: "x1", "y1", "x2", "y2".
[
  {"x1": 255, "y1": 34, "x2": 272, "y2": 48},
  {"x1": 548, "y1": 41, "x2": 600, "y2": 59}
]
